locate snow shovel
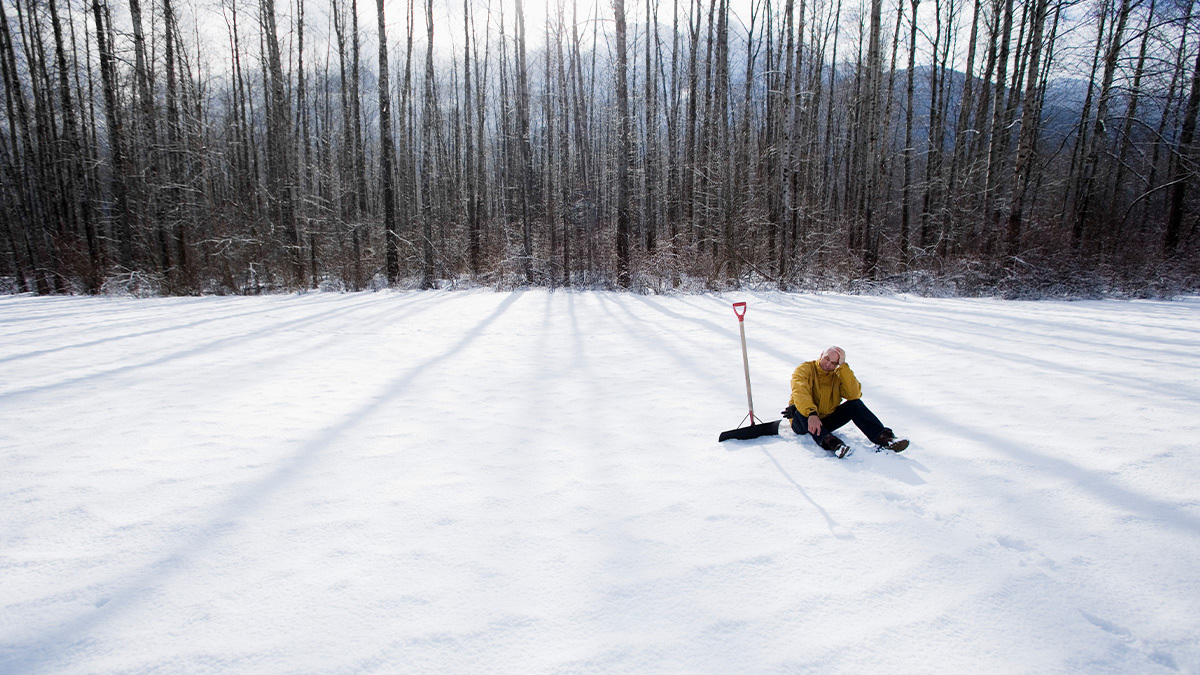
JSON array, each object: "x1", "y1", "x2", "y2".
[{"x1": 718, "y1": 302, "x2": 781, "y2": 442}]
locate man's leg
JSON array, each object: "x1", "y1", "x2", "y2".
[
  {"x1": 827, "y1": 399, "x2": 891, "y2": 444},
  {"x1": 793, "y1": 409, "x2": 850, "y2": 456},
  {"x1": 794, "y1": 400, "x2": 905, "y2": 455},
  {"x1": 796, "y1": 403, "x2": 854, "y2": 451}
]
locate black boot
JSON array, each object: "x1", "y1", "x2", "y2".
[
  {"x1": 821, "y1": 434, "x2": 851, "y2": 458},
  {"x1": 874, "y1": 428, "x2": 909, "y2": 453}
]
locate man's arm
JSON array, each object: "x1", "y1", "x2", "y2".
[
  {"x1": 790, "y1": 363, "x2": 819, "y2": 417},
  {"x1": 835, "y1": 362, "x2": 863, "y2": 400},
  {"x1": 791, "y1": 363, "x2": 825, "y2": 435}
]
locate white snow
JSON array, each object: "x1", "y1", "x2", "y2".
[{"x1": 2, "y1": 290, "x2": 1199, "y2": 673}]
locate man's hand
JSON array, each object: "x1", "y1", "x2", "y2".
[{"x1": 807, "y1": 414, "x2": 822, "y2": 435}]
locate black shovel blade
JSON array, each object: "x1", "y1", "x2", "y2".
[{"x1": 718, "y1": 420, "x2": 781, "y2": 442}]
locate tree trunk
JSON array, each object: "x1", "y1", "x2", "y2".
[
  {"x1": 515, "y1": 0, "x2": 534, "y2": 283},
  {"x1": 981, "y1": 0, "x2": 1014, "y2": 254},
  {"x1": 48, "y1": 0, "x2": 101, "y2": 291},
  {"x1": 421, "y1": 0, "x2": 437, "y2": 288},
  {"x1": 859, "y1": 0, "x2": 884, "y2": 274},
  {"x1": 613, "y1": 0, "x2": 632, "y2": 286},
  {"x1": 463, "y1": 0, "x2": 479, "y2": 276},
  {"x1": 944, "y1": 0, "x2": 981, "y2": 254},
  {"x1": 0, "y1": 0, "x2": 35, "y2": 290},
  {"x1": 555, "y1": 2, "x2": 574, "y2": 286},
  {"x1": 1004, "y1": 0, "x2": 1050, "y2": 257},
  {"x1": 1108, "y1": 0, "x2": 1154, "y2": 238},
  {"x1": 1073, "y1": 0, "x2": 1132, "y2": 250},
  {"x1": 1164, "y1": 47, "x2": 1200, "y2": 255},
  {"x1": 1143, "y1": 1, "x2": 1191, "y2": 228},
  {"x1": 165, "y1": 0, "x2": 189, "y2": 291},
  {"x1": 262, "y1": 0, "x2": 301, "y2": 284},
  {"x1": 899, "y1": 0, "x2": 919, "y2": 266},
  {"x1": 644, "y1": 0, "x2": 660, "y2": 255},
  {"x1": 376, "y1": 0, "x2": 398, "y2": 283}
]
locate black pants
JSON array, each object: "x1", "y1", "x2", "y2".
[{"x1": 790, "y1": 398, "x2": 889, "y2": 446}]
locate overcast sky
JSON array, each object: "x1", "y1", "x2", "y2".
[{"x1": 79, "y1": 0, "x2": 1130, "y2": 97}]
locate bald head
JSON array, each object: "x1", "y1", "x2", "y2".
[{"x1": 818, "y1": 346, "x2": 845, "y2": 372}]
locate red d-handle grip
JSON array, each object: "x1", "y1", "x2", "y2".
[{"x1": 732, "y1": 302, "x2": 747, "y2": 322}]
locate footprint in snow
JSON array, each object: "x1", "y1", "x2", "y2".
[
  {"x1": 996, "y1": 535, "x2": 1059, "y2": 569},
  {"x1": 996, "y1": 535, "x2": 1033, "y2": 552},
  {"x1": 1080, "y1": 610, "x2": 1131, "y2": 637},
  {"x1": 880, "y1": 491, "x2": 926, "y2": 515},
  {"x1": 1080, "y1": 610, "x2": 1179, "y2": 671}
]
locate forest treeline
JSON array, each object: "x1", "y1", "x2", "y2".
[{"x1": 1, "y1": 0, "x2": 1198, "y2": 297}]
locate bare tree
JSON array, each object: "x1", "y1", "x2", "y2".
[
  {"x1": 1005, "y1": 0, "x2": 1051, "y2": 257},
  {"x1": 0, "y1": 0, "x2": 1197, "y2": 296},
  {"x1": 376, "y1": 0, "x2": 398, "y2": 283},
  {"x1": 420, "y1": 0, "x2": 436, "y2": 287},
  {"x1": 514, "y1": 0, "x2": 534, "y2": 283},
  {"x1": 1073, "y1": 0, "x2": 1133, "y2": 249},
  {"x1": 1165, "y1": 45, "x2": 1200, "y2": 256},
  {"x1": 899, "y1": 0, "x2": 920, "y2": 266},
  {"x1": 613, "y1": 0, "x2": 632, "y2": 286}
]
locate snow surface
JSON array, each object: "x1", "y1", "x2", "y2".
[{"x1": 2, "y1": 290, "x2": 1199, "y2": 673}]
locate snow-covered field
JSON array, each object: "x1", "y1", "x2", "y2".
[{"x1": 2, "y1": 290, "x2": 1199, "y2": 673}]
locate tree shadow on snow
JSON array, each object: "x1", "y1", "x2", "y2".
[
  {"x1": 0, "y1": 291, "x2": 526, "y2": 672},
  {"x1": 0, "y1": 292, "x2": 431, "y2": 403},
  {"x1": 880, "y1": 390, "x2": 1200, "y2": 540}
]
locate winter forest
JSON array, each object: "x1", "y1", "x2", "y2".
[{"x1": 2, "y1": 0, "x2": 1199, "y2": 296}]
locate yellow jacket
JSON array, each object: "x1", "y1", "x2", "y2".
[{"x1": 789, "y1": 360, "x2": 863, "y2": 418}]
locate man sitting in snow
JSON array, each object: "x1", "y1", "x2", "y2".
[{"x1": 784, "y1": 346, "x2": 909, "y2": 458}]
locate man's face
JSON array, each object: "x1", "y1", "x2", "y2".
[{"x1": 819, "y1": 350, "x2": 841, "y2": 372}]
